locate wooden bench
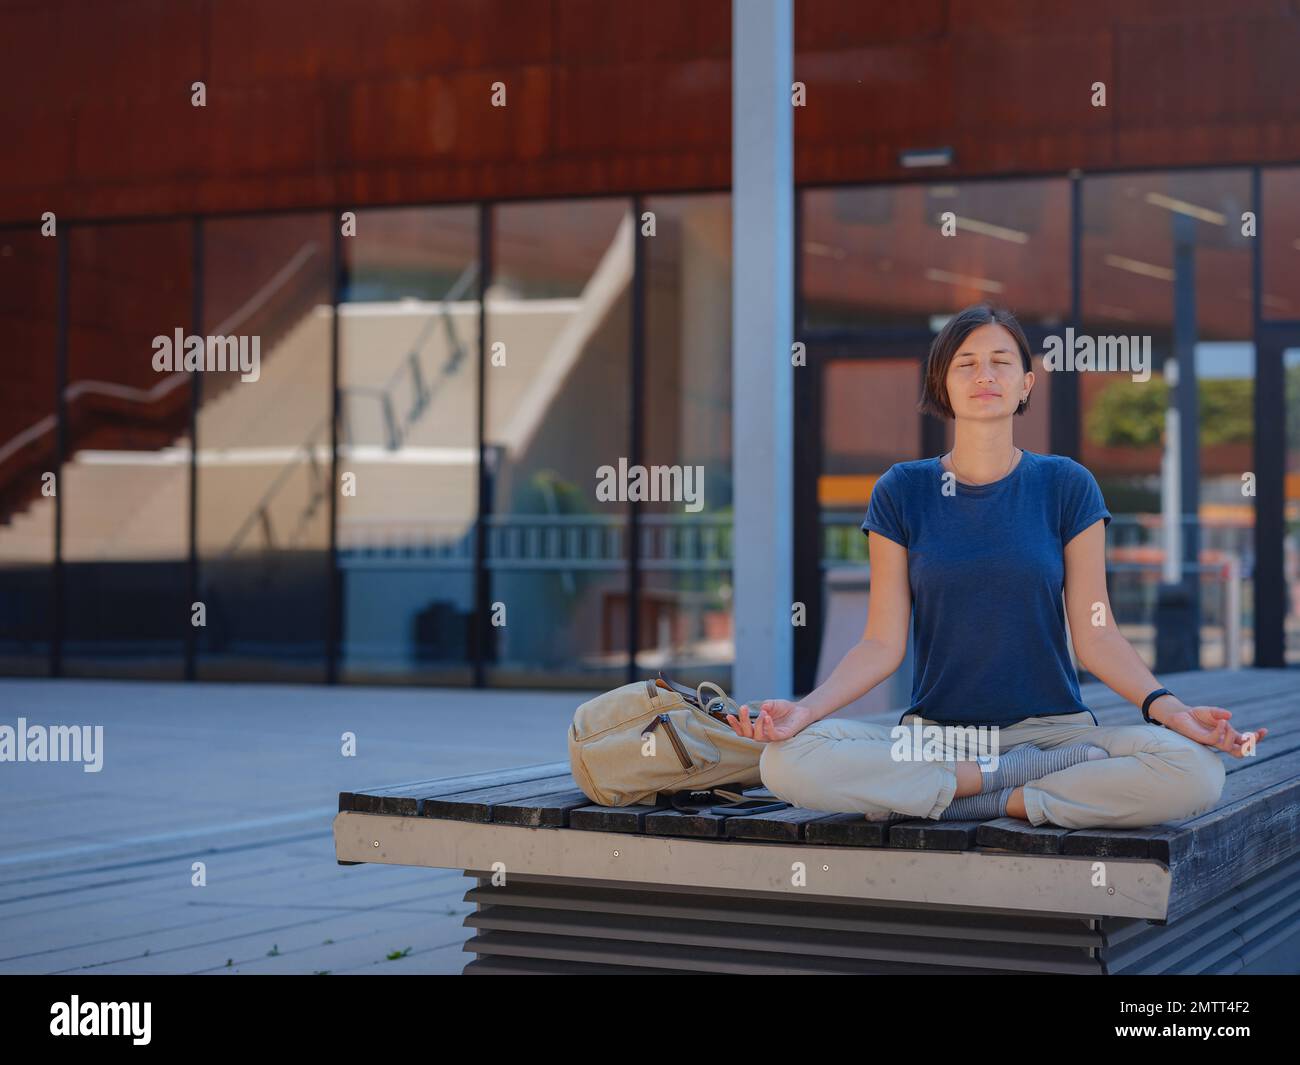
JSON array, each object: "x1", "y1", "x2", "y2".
[{"x1": 333, "y1": 668, "x2": 1300, "y2": 974}]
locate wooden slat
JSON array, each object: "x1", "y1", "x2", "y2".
[
  {"x1": 1217, "y1": 706, "x2": 1299, "y2": 756},
  {"x1": 977, "y1": 818, "x2": 1072, "y2": 854},
  {"x1": 1062, "y1": 746, "x2": 1300, "y2": 860},
  {"x1": 340, "y1": 762, "x2": 570, "y2": 814},
  {"x1": 1060, "y1": 827, "x2": 1155, "y2": 859},
  {"x1": 644, "y1": 809, "x2": 729, "y2": 838},
  {"x1": 887, "y1": 819, "x2": 984, "y2": 851},
  {"x1": 488, "y1": 790, "x2": 595, "y2": 828},
  {"x1": 1086, "y1": 673, "x2": 1298, "y2": 727},
  {"x1": 723, "y1": 807, "x2": 842, "y2": 842},
  {"x1": 804, "y1": 813, "x2": 900, "y2": 847},
  {"x1": 1090, "y1": 688, "x2": 1296, "y2": 730},
  {"x1": 1153, "y1": 751, "x2": 1300, "y2": 864},
  {"x1": 419, "y1": 776, "x2": 580, "y2": 822},
  {"x1": 1163, "y1": 776, "x2": 1300, "y2": 924},
  {"x1": 568, "y1": 804, "x2": 663, "y2": 833}
]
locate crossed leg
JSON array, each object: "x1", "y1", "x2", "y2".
[{"x1": 759, "y1": 713, "x2": 1226, "y2": 829}]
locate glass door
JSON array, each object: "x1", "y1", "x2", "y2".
[{"x1": 794, "y1": 336, "x2": 935, "y2": 702}]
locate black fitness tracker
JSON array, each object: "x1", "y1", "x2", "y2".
[{"x1": 1142, "y1": 687, "x2": 1174, "y2": 725}]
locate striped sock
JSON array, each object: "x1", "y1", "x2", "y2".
[
  {"x1": 975, "y1": 743, "x2": 1107, "y2": 791},
  {"x1": 939, "y1": 785, "x2": 1016, "y2": 821}
]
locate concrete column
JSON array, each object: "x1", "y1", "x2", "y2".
[{"x1": 731, "y1": 0, "x2": 793, "y2": 701}]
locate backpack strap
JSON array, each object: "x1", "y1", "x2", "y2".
[{"x1": 656, "y1": 671, "x2": 758, "y2": 722}]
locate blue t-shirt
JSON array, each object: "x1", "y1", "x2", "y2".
[{"x1": 860, "y1": 449, "x2": 1112, "y2": 728}]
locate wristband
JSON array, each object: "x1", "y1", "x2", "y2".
[{"x1": 1141, "y1": 687, "x2": 1173, "y2": 726}]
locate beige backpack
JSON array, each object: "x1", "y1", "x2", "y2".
[{"x1": 567, "y1": 673, "x2": 768, "y2": 808}]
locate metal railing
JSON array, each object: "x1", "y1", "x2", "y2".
[
  {"x1": 338, "y1": 261, "x2": 478, "y2": 452},
  {"x1": 821, "y1": 511, "x2": 1250, "y2": 669},
  {"x1": 228, "y1": 263, "x2": 480, "y2": 557}
]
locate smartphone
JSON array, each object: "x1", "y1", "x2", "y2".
[
  {"x1": 714, "y1": 705, "x2": 761, "y2": 724},
  {"x1": 708, "y1": 798, "x2": 789, "y2": 816}
]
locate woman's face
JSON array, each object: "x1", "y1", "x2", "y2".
[{"x1": 944, "y1": 323, "x2": 1033, "y2": 421}]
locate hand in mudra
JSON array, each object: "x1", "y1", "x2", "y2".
[
  {"x1": 725, "y1": 699, "x2": 816, "y2": 743},
  {"x1": 1164, "y1": 705, "x2": 1267, "y2": 758}
]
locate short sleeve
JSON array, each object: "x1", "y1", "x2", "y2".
[
  {"x1": 861, "y1": 466, "x2": 909, "y2": 548},
  {"x1": 1061, "y1": 460, "x2": 1111, "y2": 545}
]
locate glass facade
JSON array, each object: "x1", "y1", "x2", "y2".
[
  {"x1": 1262, "y1": 169, "x2": 1300, "y2": 321},
  {"x1": 196, "y1": 213, "x2": 333, "y2": 681},
  {"x1": 640, "y1": 194, "x2": 733, "y2": 690},
  {"x1": 62, "y1": 222, "x2": 193, "y2": 678},
  {"x1": 1, "y1": 165, "x2": 1294, "y2": 685},
  {"x1": 1079, "y1": 171, "x2": 1255, "y2": 670},
  {"x1": 484, "y1": 198, "x2": 633, "y2": 688},
  {"x1": 802, "y1": 178, "x2": 1071, "y2": 332},
  {"x1": 1263, "y1": 167, "x2": 1300, "y2": 665},
  {"x1": 0, "y1": 229, "x2": 58, "y2": 675},
  {"x1": 337, "y1": 206, "x2": 479, "y2": 684},
  {"x1": 1286, "y1": 345, "x2": 1300, "y2": 665}
]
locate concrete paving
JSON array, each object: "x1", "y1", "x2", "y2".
[{"x1": 0, "y1": 679, "x2": 587, "y2": 975}]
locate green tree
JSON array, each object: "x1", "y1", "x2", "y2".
[{"x1": 1086, "y1": 377, "x2": 1254, "y2": 448}]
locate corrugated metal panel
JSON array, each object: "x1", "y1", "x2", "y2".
[
  {"x1": 460, "y1": 873, "x2": 1105, "y2": 974},
  {"x1": 460, "y1": 854, "x2": 1300, "y2": 974},
  {"x1": 1103, "y1": 851, "x2": 1300, "y2": 975},
  {"x1": 464, "y1": 956, "x2": 697, "y2": 975}
]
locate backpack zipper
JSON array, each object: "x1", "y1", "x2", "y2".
[{"x1": 641, "y1": 713, "x2": 694, "y2": 770}]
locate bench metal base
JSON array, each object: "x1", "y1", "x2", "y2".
[
  {"x1": 333, "y1": 813, "x2": 1300, "y2": 974},
  {"x1": 458, "y1": 856, "x2": 1300, "y2": 975}
]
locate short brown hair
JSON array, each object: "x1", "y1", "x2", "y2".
[{"x1": 918, "y1": 304, "x2": 1034, "y2": 419}]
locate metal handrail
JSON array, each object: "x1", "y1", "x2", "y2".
[
  {"x1": 238, "y1": 261, "x2": 481, "y2": 555},
  {"x1": 339, "y1": 261, "x2": 478, "y2": 451}
]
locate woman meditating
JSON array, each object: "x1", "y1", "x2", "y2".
[{"x1": 727, "y1": 303, "x2": 1267, "y2": 830}]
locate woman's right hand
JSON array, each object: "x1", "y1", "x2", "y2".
[{"x1": 725, "y1": 699, "x2": 816, "y2": 743}]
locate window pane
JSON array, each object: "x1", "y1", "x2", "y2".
[
  {"x1": 822, "y1": 355, "x2": 918, "y2": 567},
  {"x1": 1080, "y1": 170, "x2": 1254, "y2": 670},
  {"x1": 817, "y1": 355, "x2": 924, "y2": 713},
  {"x1": 196, "y1": 214, "x2": 332, "y2": 681},
  {"x1": 1286, "y1": 347, "x2": 1300, "y2": 664},
  {"x1": 484, "y1": 199, "x2": 632, "y2": 687},
  {"x1": 338, "y1": 205, "x2": 479, "y2": 684},
  {"x1": 63, "y1": 223, "x2": 193, "y2": 678},
  {"x1": 0, "y1": 230, "x2": 58, "y2": 674},
  {"x1": 640, "y1": 194, "x2": 732, "y2": 689},
  {"x1": 1262, "y1": 168, "x2": 1300, "y2": 321},
  {"x1": 802, "y1": 180, "x2": 1071, "y2": 331}
]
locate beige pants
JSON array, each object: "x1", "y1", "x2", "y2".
[{"x1": 759, "y1": 710, "x2": 1226, "y2": 829}]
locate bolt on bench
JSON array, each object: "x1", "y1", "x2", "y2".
[{"x1": 333, "y1": 669, "x2": 1300, "y2": 974}]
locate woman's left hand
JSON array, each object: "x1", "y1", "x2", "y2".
[{"x1": 1162, "y1": 705, "x2": 1267, "y2": 758}]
